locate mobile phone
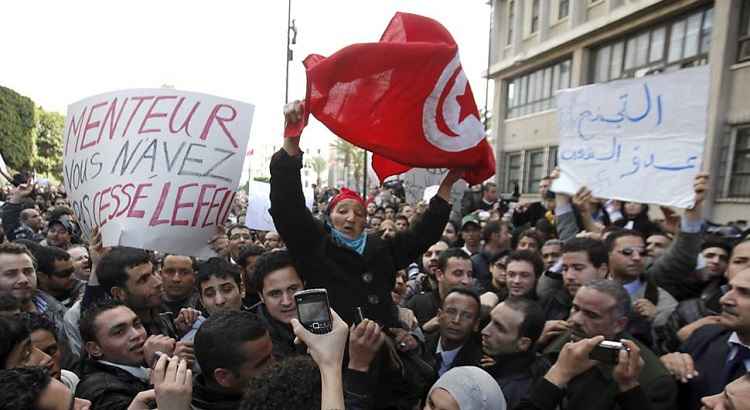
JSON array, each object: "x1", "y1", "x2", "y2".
[
  {"x1": 353, "y1": 307, "x2": 364, "y2": 326},
  {"x1": 294, "y1": 289, "x2": 333, "y2": 334},
  {"x1": 589, "y1": 340, "x2": 629, "y2": 364},
  {"x1": 151, "y1": 351, "x2": 166, "y2": 369}
]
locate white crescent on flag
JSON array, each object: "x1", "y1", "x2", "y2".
[{"x1": 422, "y1": 52, "x2": 485, "y2": 153}]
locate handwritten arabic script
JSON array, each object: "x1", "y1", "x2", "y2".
[{"x1": 553, "y1": 66, "x2": 709, "y2": 209}]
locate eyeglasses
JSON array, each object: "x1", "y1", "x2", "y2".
[
  {"x1": 51, "y1": 267, "x2": 76, "y2": 278},
  {"x1": 617, "y1": 248, "x2": 648, "y2": 258}
]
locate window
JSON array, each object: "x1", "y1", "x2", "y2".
[
  {"x1": 526, "y1": 150, "x2": 545, "y2": 193},
  {"x1": 559, "y1": 0, "x2": 569, "y2": 20},
  {"x1": 506, "y1": 58, "x2": 572, "y2": 118},
  {"x1": 531, "y1": 0, "x2": 540, "y2": 34},
  {"x1": 729, "y1": 127, "x2": 750, "y2": 198},
  {"x1": 505, "y1": 152, "x2": 522, "y2": 192},
  {"x1": 548, "y1": 146, "x2": 559, "y2": 171},
  {"x1": 507, "y1": 1, "x2": 515, "y2": 46},
  {"x1": 591, "y1": 7, "x2": 712, "y2": 83},
  {"x1": 740, "y1": 2, "x2": 750, "y2": 62}
]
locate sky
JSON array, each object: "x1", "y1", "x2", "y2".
[{"x1": 0, "y1": 0, "x2": 493, "y2": 174}]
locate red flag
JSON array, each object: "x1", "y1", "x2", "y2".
[{"x1": 289, "y1": 12, "x2": 495, "y2": 185}]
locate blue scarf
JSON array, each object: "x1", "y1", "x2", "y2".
[{"x1": 330, "y1": 225, "x2": 367, "y2": 255}]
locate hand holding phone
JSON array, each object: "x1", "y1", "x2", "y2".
[
  {"x1": 290, "y1": 307, "x2": 349, "y2": 371},
  {"x1": 295, "y1": 289, "x2": 334, "y2": 334}
]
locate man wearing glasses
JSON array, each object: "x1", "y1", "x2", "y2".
[
  {"x1": 29, "y1": 244, "x2": 84, "y2": 309},
  {"x1": 226, "y1": 224, "x2": 254, "y2": 264}
]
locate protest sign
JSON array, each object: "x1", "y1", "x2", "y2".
[
  {"x1": 63, "y1": 89, "x2": 254, "y2": 258},
  {"x1": 552, "y1": 65, "x2": 709, "y2": 208},
  {"x1": 245, "y1": 181, "x2": 313, "y2": 232}
]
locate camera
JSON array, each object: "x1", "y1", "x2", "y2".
[
  {"x1": 294, "y1": 289, "x2": 333, "y2": 334},
  {"x1": 589, "y1": 340, "x2": 629, "y2": 364}
]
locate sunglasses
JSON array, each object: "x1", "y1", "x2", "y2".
[
  {"x1": 51, "y1": 267, "x2": 76, "y2": 278},
  {"x1": 618, "y1": 248, "x2": 648, "y2": 258}
]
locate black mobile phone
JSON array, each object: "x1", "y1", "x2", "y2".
[
  {"x1": 589, "y1": 340, "x2": 628, "y2": 364},
  {"x1": 353, "y1": 307, "x2": 364, "y2": 326},
  {"x1": 294, "y1": 289, "x2": 333, "y2": 334}
]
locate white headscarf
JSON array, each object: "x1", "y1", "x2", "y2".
[{"x1": 429, "y1": 366, "x2": 507, "y2": 410}]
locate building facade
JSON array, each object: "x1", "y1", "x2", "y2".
[{"x1": 489, "y1": 0, "x2": 750, "y2": 222}]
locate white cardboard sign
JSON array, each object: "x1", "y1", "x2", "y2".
[
  {"x1": 245, "y1": 181, "x2": 313, "y2": 232},
  {"x1": 552, "y1": 66, "x2": 709, "y2": 208},
  {"x1": 63, "y1": 89, "x2": 254, "y2": 257}
]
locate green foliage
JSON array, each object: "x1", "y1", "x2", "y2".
[
  {"x1": 0, "y1": 86, "x2": 37, "y2": 170},
  {"x1": 310, "y1": 156, "x2": 327, "y2": 185},
  {"x1": 253, "y1": 176, "x2": 270, "y2": 183},
  {"x1": 33, "y1": 108, "x2": 64, "y2": 180}
]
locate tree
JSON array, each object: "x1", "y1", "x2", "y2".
[
  {"x1": 33, "y1": 108, "x2": 64, "y2": 180},
  {"x1": 332, "y1": 139, "x2": 364, "y2": 190},
  {"x1": 310, "y1": 156, "x2": 327, "y2": 186},
  {"x1": 0, "y1": 86, "x2": 37, "y2": 170}
]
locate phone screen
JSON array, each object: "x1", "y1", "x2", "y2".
[{"x1": 299, "y1": 300, "x2": 329, "y2": 324}]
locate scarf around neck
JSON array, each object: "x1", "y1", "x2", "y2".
[{"x1": 329, "y1": 224, "x2": 367, "y2": 255}]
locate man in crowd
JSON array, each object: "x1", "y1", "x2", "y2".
[
  {"x1": 160, "y1": 254, "x2": 201, "y2": 315},
  {"x1": 263, "y1": 231, "x2": 283, "y2": 250},
  {"x1": 460, "y1": 215, "x2": 482, "y2": 256},
  {"x1": 227, "y1": 224, "x2": 253, "y2": 263},
  {"x1": 661, "y1": 266, "x2": 750, "y2": 410},
  {"x1": 1, "y1": 182, "x2": 44, "y2": 242},
  {"x1": 540, "y1": 239, "x2": 562, "y2": 271},
  {"x1": 20, "y1": 312, "x2": 79, "y2": 391},
  {"x1": 407, "y1": 248, "x2": 472, "y2": 333},
  {"x1": 543, "y1": 279, "x2": 677, "y2": 410},
  {"x1": 76, "y1": 300, "x2": 176, "y2": 409},
  {"x1": 28, "y1": 243, "x2": 84, "y2": 308},
  {"x1": 471, "y1": 221, "x2": 512, "y2": 291},
  {"x1": 505, "y1": 250, "x2": 544, "y2": 299},
  {"x1": 236, "y1": 244, "x2": 265, "y2": 307},
  {"x1": 0, "y1": 367, "x2": 91, "y2": 410},
  {"x1": 0, "y1": 243, "x2": 67, "y2": 337},
  {"x1": 539, "y1": 238, "x2": 609, "y2": 344},
  {"x1": 395, "y1": 215, "x2": 410, "y2": 232},
  {"x1": 0, "y1": 314, "x2": 54, "y2": 371},
  {"x1": 197, "y1": 257, "x2": 247, "y2": 316},
  {"x1": 516, "y1": 228, "x2": 544, "y2": 253},
  {"x1": 403, "y1": 240, "x2": 449, "y2": 304},
  {"x1": 606, "y1": 230, "x2": 678, "y2": 344},
  {"x1": 481, "y1": 297, "x2": 549, "y2": 408},
  {"x1": 512, "y1": 177, "x2": 551, "y2": 228},
  {"x1": 192, "y1": 311, "x2": 274, "y2": 410},
  {"x1": 68, "y1": 245, "x2": 92, "y2": 282},
  {"x1": 646, "y1": 230, "x2": 673, "y2": 263},
  {"x1": 422, "y1": 288, "x2": 482, "y2": 378},
  {"x1": 250, "y1": 250, "x2": 304, "y2": 360},
  {"x1": 45, "y1": 215, "x2": 76, "y2": 250}
]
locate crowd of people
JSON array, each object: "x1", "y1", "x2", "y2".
[{"x1": 0, "y1": 102, "x2": 749, "y2": 410}]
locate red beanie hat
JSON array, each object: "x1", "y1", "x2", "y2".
[{"x1": 328, "y1": 188, "x2": 366, "y2": 214}]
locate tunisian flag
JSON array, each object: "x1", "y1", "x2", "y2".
[{"x1": 288, "y1": 12, "x2": 496, "y2": 185}]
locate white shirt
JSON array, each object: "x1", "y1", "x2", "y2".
[
  {"x1": 435, "y1": 337, "x2": 463, "y2": 377},
  {"x1": 727, "y1": 332, "x2": 750, "y2": 372}
]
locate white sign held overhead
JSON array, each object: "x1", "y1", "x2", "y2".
[
  {"x1": 245, "y1": 181, "x2": 313, "y2": 232},
  {"x1": 63, "y1": 89, "x2": 254, "y2": 258},
  {"x1": 552, "y1": 66, "x2": 710, "y2": 208}
]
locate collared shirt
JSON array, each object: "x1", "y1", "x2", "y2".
[
  {"x1": 462, "y1": 245, "x2": 479, "y2": 257},
  {"x1": 435, "y1": 337, "x2": 463, "y2": 377},
  {"x1": 727, "y1": 332, "x2": 750, "y2": 372},
  {"x1": 98, "y1": 360, "x2": 151, "y2": 383},
  {"x1": 33, "y1": 294, "x2": 48, "y2": 314},
  {"x1": 623, "y1": 279, "x2": 645, "y2": 297}
]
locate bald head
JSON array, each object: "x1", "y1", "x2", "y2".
[{"x1": 20, "y1": 209, "x2": 42, "y2": 231}]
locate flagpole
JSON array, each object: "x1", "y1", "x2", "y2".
[
  {"x1": 362, "y1": 150, "x2": 368, "y2": 197},
  {"x1": 285, "y1": 0, "x2": 292, "y2": 104}
]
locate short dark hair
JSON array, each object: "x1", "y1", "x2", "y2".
[
  {"x1": 252, "y1": 250, "x2": 301, "y2": 294},
  {"x1": 517, "y1": 228, "x2": 545, "y2": 250},
  {"x1": 0, "y1": 315, "x2": 30, "y2": 369},
  {"x1": 28, "y1": 245, "x2": 70, "y2": 276},
  {"x1": 195, "y1": 311, "x2": 268, "y2": 382},
  {"x1": 0, "y1": 367, "x2": 51, "y2": 410},
  {"x1": 18, "y1": 313, "x2": 57, "y2": 340},
  {"x1": 240, "y1": 355, "x2": 321, "y2": 410},
  {"x1": 237, "y1": 245, "x2": 266, "y2": 269},
  {"x1": 503, "y1": 296, "x2": 545, "y2": 345},
  {"x1": 80, "y1": 299, "x2": 128, "y2": 343},
  {"x1": 227, "y1": 224, "x2": 251, "y2": 239},
  {"x1": 701, "y1": 236, "x2": 733, "y2": 255},
  {"x1": 562, "y1": 238, "x2": 608, "y2": 268},
  {"x1": 444, "y1": 287, "x2": 481, "y2": 316},
  {"x1": 488, "y1": 249, "x2": 511, "y2": 265},
  {"x1": 437, "y1": 248, "x2": 471, "y2": 272},
  {"x1": 0, "y1": 242, "x2": 36, "y2": 266},
  {"x1": 506, "y1": 250, "x2": 545, "y2": 277},
  {"x1": 196, "y1": 257, "x2": 243, "y2": 291},
  {"x1": 395, "y1": 215, "x2": 409, "y2": 224},
  {"x1": 162, "y1": 254, "x2": 198, "y2": 272},
  {"x1": 482, "y1": 221, "x2": 509, "y2": 242},
  {"x1": 604, "y1": 229, "x2": 644, "y2": 253},
  {"x1": 97, "y1": 247, "x2": 153, "y2": 294},
  {"x1": 582, "y1": 279, "x2": 632, "y2": 319}
]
